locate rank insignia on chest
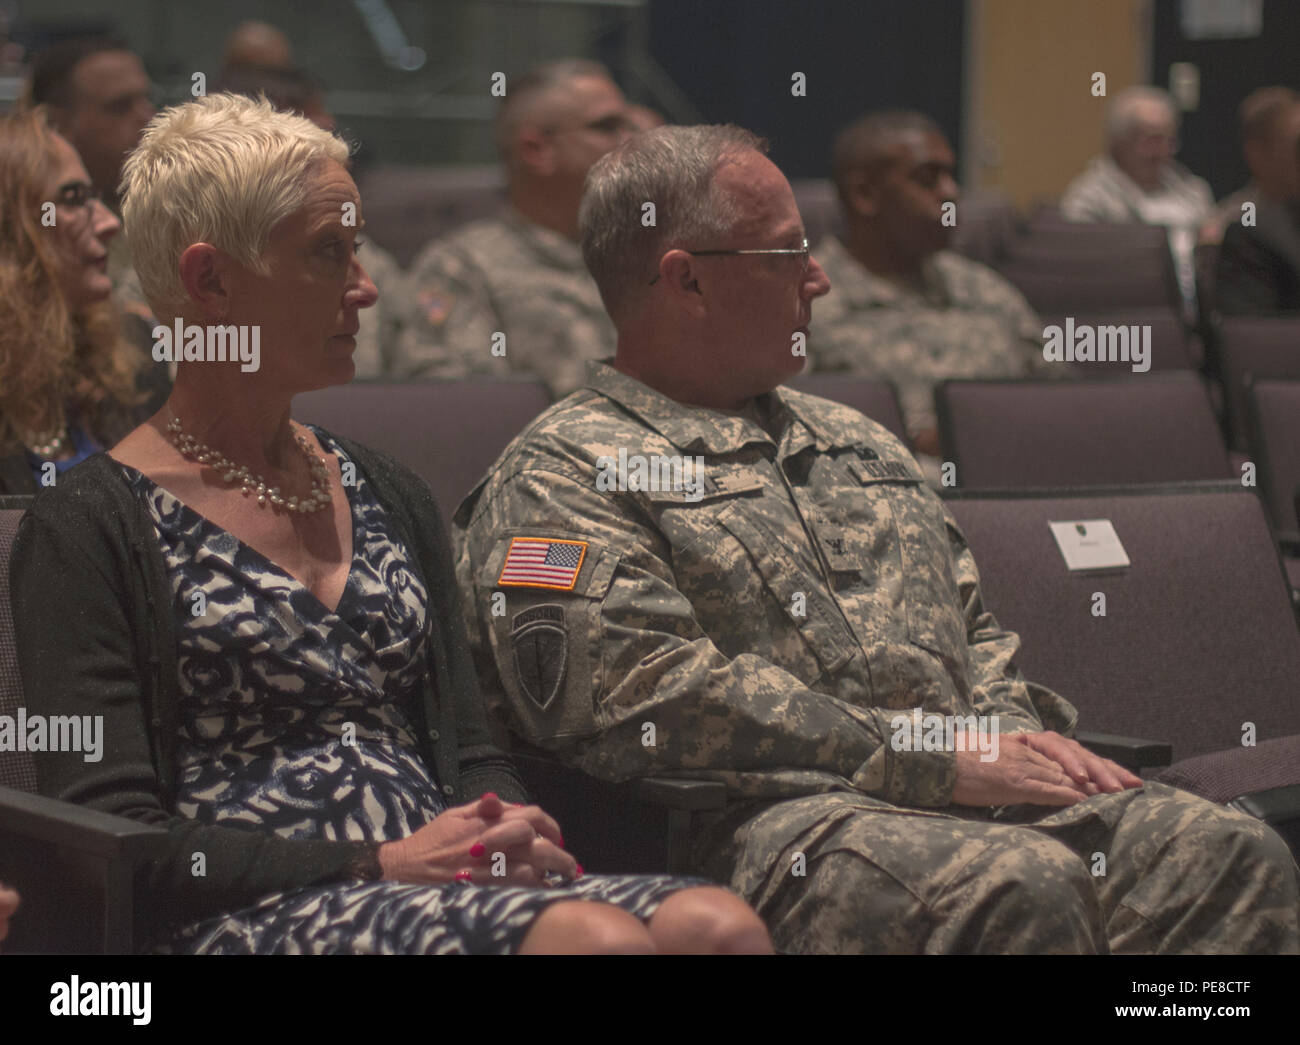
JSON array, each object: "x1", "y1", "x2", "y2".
[{"x1": 498, "y1": 537, "x2": 588, "y2": 590}]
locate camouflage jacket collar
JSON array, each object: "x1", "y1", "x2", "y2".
[
  {"x1": 814, "y1": 234, "x2": 950, "y2": 311},
  {"x1": 583, "y1": 361, "x2": 862, "y2": 456},
  {"x1": 502, "y1": 207, "x2": 587, "y2": 271}
]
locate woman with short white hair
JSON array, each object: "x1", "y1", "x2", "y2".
[{"x1": 12, "y1": 94, "x2": 769, "y2": 954}]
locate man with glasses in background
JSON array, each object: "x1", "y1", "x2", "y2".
[
  {"x1": 397, "y1": 59, "x2": 634, "y2": 397},
  {"x1": 27, "y1": 35, "x2": 157, "y2": 321},
  {"x1": 455, "y1": 124, "x2": 1300, "y2": 955}
]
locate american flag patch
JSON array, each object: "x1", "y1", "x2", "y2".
[{"x1": 497, "y1": 537, "x2": 588, "y2": 590}]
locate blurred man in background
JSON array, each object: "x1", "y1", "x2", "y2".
[
  {"x1": 1061, "y1": 86, "x2": 1213, "y2": 306},
  {"x1": 27, "y1": 35, "x2": 155, "y2": 319},
  {"x1": 1210, "y1": 86, "x2": 1299, "y2": 240},
  {"x1": 396, "y1": 59, "x2": 633, "y2": 398},
  {"x1": 222, "y1": 20, "x2": 294, "y2": 70},
  {"x1": 808, "y1": 110, "x2": 1049, "y2": 467},
  {"x1": 1216, "y1": 120, "x2": 1300, "y2": 314}
]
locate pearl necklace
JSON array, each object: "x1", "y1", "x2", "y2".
[
  {"x1": 166, "y1": 416, "x2": 332, "y2": 513},
  {"x1": 21, "y1": 424, "x2": 69, "y2": 458}
]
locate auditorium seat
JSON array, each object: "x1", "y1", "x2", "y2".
[
  {"x1": 1246, "y1": 378, "x2": 1300, "y2": 597},
  {"x1": 786, "y1": 374, "x2": 908, "y2": 444},
  {"x1": 936, "y1": 374, "x2": 1232, "y2": 489},
  {"x1": 1215, "y1": 316, "x2": 1300, "y2": 451},
  {"x1": 1247, "y1": 378, "x2": 1300, "y2": 540},
  {"x1": 294, "y1": 378, "x2": 551, "y2": 526},
  {"x1": 994, "y1": 262, "x2": 1181, "y2": 314},
  {"x1": 948, "y1": 190, "x2": 1018, "y2": 265},
  {"x1": 1036, "y1": 309, "x2": 1196, "y2": 373},
  {"x1": 0, "y1": 497, "x2": 167, "y2": 953},
  {"x1": 355, "y1": 164, "x2": 506, "y2": 268},
  {"x1": 995, "y1": 220, "x2": 1180, "y2": 313},
  {"x1": 943, "y1": 483, "x2": 1300, "y2": 850}
]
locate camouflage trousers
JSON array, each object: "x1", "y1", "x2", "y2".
[{"x1": 691, "y1": 781, "x2": 1300, "y2": 954}]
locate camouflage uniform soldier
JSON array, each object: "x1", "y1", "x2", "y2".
[
  {"x1": 455, "y1": 124, "x2": 1300, "y2": 954},
  {"x1": 807, "y1": 112, "x2": 1054, "y2": 466},
  {"x1": 394, "y1": 59, "x2": 632, "y2": 398},
  {"x1": 809, "y1": 236, "x2": 1051, "y2": 447},
  {"x1": 397, "y1": 210, "x2": 616, "y2": 396}
]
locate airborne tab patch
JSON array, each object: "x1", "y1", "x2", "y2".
[{"x1": 498, "y1": 537, "x2": 588, "y2": 590}]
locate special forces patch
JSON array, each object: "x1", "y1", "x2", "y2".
[{"x1": 511, "y1": 604, "x2": 567, "y2": 711}]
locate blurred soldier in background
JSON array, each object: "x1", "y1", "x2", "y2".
[
  {"x1": 808, "y1": 110, "x2": 1050, "y2": 468},
  {"x1": 396, "y1": 59, "x2": 633, "y2": 397}
]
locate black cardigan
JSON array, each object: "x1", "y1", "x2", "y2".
[{"x1": 10, "y1": 433, "x2": 528, "y2": 942}]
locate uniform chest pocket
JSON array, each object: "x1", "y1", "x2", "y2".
[{"x1": 847, "y1": 463, "x2": 969, "y2": 670}]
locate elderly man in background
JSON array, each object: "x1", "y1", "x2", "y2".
[
  {"x1": 27, "y1": 35, "x2": 156, "y2": 319},
  {"x1": 397, "y1": 59, "x2": 633, "y2": 398},
  {"x1": 808, "y1": 110, "x2": 1050, "y2": 465},
  {"x1": 455, "y1": 123, "x2": 1300, "y2": 955},
  {"x1": 1061, "y1": 86, "x2": 1213, "y2": 305}
]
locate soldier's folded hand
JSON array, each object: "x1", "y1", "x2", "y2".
[
  {"x1": 1021, "y1": 731, "x2": 1143, "y2": 794},
  {"x1": 952, "y1": 732, "x2": 1093, "y2": 807}
]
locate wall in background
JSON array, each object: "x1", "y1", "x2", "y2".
[
  {"x1": 967, "y1": 0, "x2": 1148, "y2": 211},
  {"x1": 647, "y1": 0, "x2": 966, "y2": 180}
]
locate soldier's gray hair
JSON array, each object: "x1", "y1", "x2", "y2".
[
  {"x1": 1107, "y1": 86, "x2": 1179, "y2": 144},
  {"x1": 579, "y1": 123, "x2": 768, "y2": 321},
  {"x1": 496, "y1": 58, "x2": 612, "y2": 162}
]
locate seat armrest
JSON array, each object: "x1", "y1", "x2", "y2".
[
  {"x1": 1077, "y1": 731, "x2": 1173, "y2": 769},
  {"x1": 633, "y1": 778, "x2": 728, "y2": 811},
  {"x1": 0, "y1": 785, "x2": 168, "y2": 862},
  {"x1": 1228, "y1": 783, "x2": 1300, "y2": 825}
]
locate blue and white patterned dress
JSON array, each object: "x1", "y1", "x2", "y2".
[{"x1": 118, "y1": 426, "x2": 702, "y2": 954}]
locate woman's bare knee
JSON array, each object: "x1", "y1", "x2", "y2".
[
  {"x1": 648, "y1": 887, "x2": 773, "y2": 954},
  {"x1": 518, "y1": 901, "x2": 657, "y2": 955}
]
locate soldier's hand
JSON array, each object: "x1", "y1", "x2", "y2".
[
  {"x1": 1021, "y1": 731, "x2": 1142, "y2": 794},
  {"x1": 952, "y1": 732, "x2": 1091, "y2": 807}
]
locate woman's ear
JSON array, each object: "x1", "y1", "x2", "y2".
[{"x1": 177, "y1": 243, "x2": 230, "y2": 318}]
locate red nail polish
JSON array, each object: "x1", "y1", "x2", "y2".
[
  {"x1": 469, "y1": 842, "x2": 485, "y2": 858},
  {"x1": 558, "y1": 834, "x2": 565, "y2": 848},
  {"x1": 574, "y1": 863, "x2": 584, "y2": 878},
  {"x1": 454, "y1": 870, "x2": 473, "y2": 882},
  {"x1": 483, "y1": 792, "x2": 499, "y2": 801}
]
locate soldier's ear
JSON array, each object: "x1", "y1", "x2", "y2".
[
  {"x1": 844, "y1": 165, "x2": 883, "y2": 220},
  {"x1": 516, "y1": 126, "x2": 558, "y2": 177},
  {"x1": 658, "y1": 249, "x2": 707, "y2": 318}
]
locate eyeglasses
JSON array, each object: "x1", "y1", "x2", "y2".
[
  {"x1": 55, "y1": 181, "x2": 102, "y2": 209},
  {"x1": 649, "y1": 236, "x2": 810, "y2": 285}
]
